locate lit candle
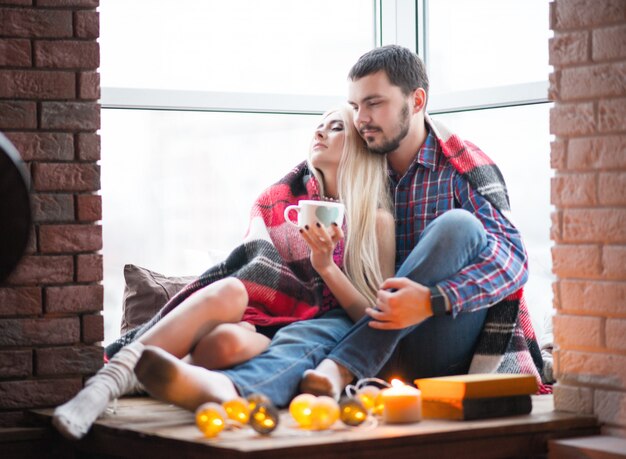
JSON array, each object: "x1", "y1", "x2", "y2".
[{"x1": 381, "y1": 379, "x2": 422, "y2": 424}]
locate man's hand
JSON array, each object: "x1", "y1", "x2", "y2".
[{"x1": 366, "y1": 278, "x2": 432, "y2": 329}]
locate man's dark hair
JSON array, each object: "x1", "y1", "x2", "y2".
[{"x1": 348, "y1": 45, "x2": 429, "y2": 98}]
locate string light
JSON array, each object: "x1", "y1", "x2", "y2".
[
  {"x1": 372, "y1": 391, "x2": 385, "y2": 416},
  {"x1": 247, "y1": 393, "x2": 271, "y2": 412},
  {"x1": 339, "y1": 397, "x2": 368, "y2": 426},
  {"x1": 195, "y1": 402, "x2": 227, "y2": 438},
  {"x1": 249, "y1": 402, "x2": 279, "y2": 435},
  {"x1": 356, "y1": 385, "x2": 380, "y2": 412},
  {"x1": 310, "y1": 396, "x2": 340, "y2": 430},
  {"x1": 222, "y1": 397, "x2": 250, "y2": 424},
  {"x1": 289, "y1": 393, "x2": 317, "y2": 428},
  {"x1": 345, "y1": 377, "x2": 391, "y2": 417}
]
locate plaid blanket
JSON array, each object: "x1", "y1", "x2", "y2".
[
  {"x1": 428, "y1": 115, "x2": 547, "y2": 391},
  {"x1": 106, "y1": 162, "x2": 342, "y2": 358}
]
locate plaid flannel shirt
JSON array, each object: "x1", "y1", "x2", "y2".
[{"x1": 389, "y1": 127, "x2": 528, "y2": 316}]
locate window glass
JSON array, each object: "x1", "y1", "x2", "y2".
[
  {"x1": 100, "y1": 0, "x2": 375, "y2": 96},
  {"x1": 433, "y1": 103, "x2": 553, "y2": 338},
  {"x1": 101, "y1": 109, "x2": 317, "y2": 343},
  {"x1": 427, "y1": 0, "x2": 551, "y2": 95}
]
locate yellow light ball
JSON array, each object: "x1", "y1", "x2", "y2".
[
  {"x1": 356, "y1": 385, "x2": 380, "y2": 411},
  {"x1": 195, "y1": 402, "x2": 227, "y2": 438},
  {"x1": 247, "y1": 393, "x2": 271, "y2": 412},
  {"x1": 223, "y1": 397, "x2": 250, "y2": 424},
  {"x1": 372, "y1": 391, "x2": 385, "y2": 416},
  {"x1": 339, "y1": 397, "x2": 368, "y2": 426},
  {"x1": 310, "y1": 396, "x2": 340, "y2": 430},
  {"x1": 249, "y1": 402, "x2": 279, "y2": 435},
  {"x1": 289, "y1": 393, "x2": 317, "y2": 428}
]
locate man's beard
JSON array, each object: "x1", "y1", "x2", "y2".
[{"x1": 365, "y1": 103, "x2": 411, "y2": 156}]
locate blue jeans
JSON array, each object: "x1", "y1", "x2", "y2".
[
  {"x1": 222, "y1": 209, "x2": 488, "y2": 407},
  {"x1": 329, "y1": 208, "x2": 489, "y2": 383},
  {"x1": 220, "y1": 308, "x2": 353, "y2": 407}
]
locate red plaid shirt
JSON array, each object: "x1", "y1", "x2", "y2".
[{"x1": 389, "y1": 128, "x2": 528, "y2": 316}]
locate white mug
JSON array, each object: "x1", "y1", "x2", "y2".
[{"x1": 283, "y1": 200, "x2": 345, "y2": 229}]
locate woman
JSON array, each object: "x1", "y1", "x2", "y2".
[{"x1": 52, "y1": 105, "x2": 394, "y2": 439}]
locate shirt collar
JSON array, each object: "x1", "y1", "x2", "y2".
[{"x1": 414, "y1": 124, "x2": 438, "y2": 171}]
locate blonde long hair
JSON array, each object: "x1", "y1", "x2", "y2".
[{"x1": 309, "y1": 105, "x2": 393, "y2": 306}]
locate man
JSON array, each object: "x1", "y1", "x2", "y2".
[
  {"x1": 300, "y1": 45, "x2": 542, "y2": 398},
  {"x1": 136, "y1": 45, "x2": 543, "y2": 409}
]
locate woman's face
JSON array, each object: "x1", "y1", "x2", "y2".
[{"x1": 309, "y1": 111, "x2": 345, "y2": 173}]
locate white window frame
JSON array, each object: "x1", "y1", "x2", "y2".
[
  {"x1": 373, "y1": 0, "x2": 550, "y2": 114},
  {"x1": 101, "y1": 88, "x2": 345, "y2": 115},
  {"x1": 101, "y1": 3, "x2": 379, "y2": 115},
  {"x1": 417, "y1": 0, "x2": 549, "y2": 114},
  {"x1": 100, "y1": 0, "x2": 549, "y2": 115}
]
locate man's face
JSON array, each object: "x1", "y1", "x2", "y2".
[{"x1": 348, "y1": 70, "x2": 412, "y2": 155}]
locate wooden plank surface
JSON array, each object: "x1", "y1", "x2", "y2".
[
  {"x1": 549, "y1": 435, "x2": 626, "y2": 458},
  {"x1": 33, "y1": 395, "x2": 600, "y2": 459}
]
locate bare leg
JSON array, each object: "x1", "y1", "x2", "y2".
[
  {"x1": 135, "y1": 346, "x2": 238, "y2": 411},
  {"x1": 300, "y1": 358, "x2": 354, "y2": 400},
  {"x1": 188, "y1": 322, "x2": 270, "y2": 370},
  {"x1": 52, "y1": 278, "x2": 247, "y2": 439},
  {"x1": 138, "y1": 278, "x2": 249, "y2": 357}
]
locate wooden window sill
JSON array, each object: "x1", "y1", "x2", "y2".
[{"x1": 31, "y1": 395, "x2": 600, "y2": 459}]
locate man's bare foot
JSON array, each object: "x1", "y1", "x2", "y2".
[
  {"x1": 134, "y1": 345, "x2": 238, "y2": 411},
  {"x1": 300, "y1": 359, "x2": 354, "y2": 400}
]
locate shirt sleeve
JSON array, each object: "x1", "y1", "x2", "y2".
[{"x1": 437, "y1": 171, "x2": 529, "y2": 317}]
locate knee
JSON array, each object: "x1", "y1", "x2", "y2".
[
  {"x1": 196, "y1": 324, "x2": 247, "y2": 363},
  {"x1": 215, "y1": 278, "x2": 248, "y2": 306},
  {"x1": 196, "y1": 278, "x2": 248, "y2": 314},
  {"x1": 431, "y1": 209, "x2": 486, "y2": 251}
]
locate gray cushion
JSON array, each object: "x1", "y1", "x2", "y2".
[{"x1": 121, "y1": 264, "x2": 195, "y2": 334}]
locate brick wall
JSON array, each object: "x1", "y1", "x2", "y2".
[
  {"x1": 0, "y1": 0, "x2": 102, "y2": 427},
  {"x1": 549, "y1": 0, "x2": 626, "y2": 438}
]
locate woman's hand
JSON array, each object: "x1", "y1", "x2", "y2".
[{"x1": 299, "y1": 222, "x2": 344, "y2": 275}]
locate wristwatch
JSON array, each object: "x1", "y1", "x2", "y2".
[{"x1": 429, "y1": 286, "x2": 449, "y2": 316}]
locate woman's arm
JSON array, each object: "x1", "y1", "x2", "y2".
[
  {"x1": 376, "y1": 208, "x2": 396, "y2": 281},
  {"x1": 300, "y1": 209, "x2": 396, "y2": 322},
  {"x1": 300, "y1": 223, "x2": 369, "y2": 321}
]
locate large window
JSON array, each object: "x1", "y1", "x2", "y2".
[
  {"x1": 427, "y1": 0, "x2": 550, "y2": 96},
  {"x1": 100, "y1": 1, "x2": 376, "y2": 342},
  {"x1": 100, "y1": 0, "x2": 552, "y2": 344}
]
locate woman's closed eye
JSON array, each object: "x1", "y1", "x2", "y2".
[{"x1": 330, "y1": 121, "x2": 344, "y2": 132}]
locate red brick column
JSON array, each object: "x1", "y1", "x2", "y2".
[
  {"x1": 0, "y1": 0, "x2": 102, "y2": 427},
  {"x1": 549, "y1": 0, "x2": 626, "y2": 437}
]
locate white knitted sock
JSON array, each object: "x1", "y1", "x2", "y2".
[{"x1": 52, "y1": 341, "x2": 145, "y2": 440}]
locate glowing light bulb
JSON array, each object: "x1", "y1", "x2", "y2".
[
  {"x1": 289, "y1": 393, "x2": 317, "y2": 428},
  {"x1": 249, "y1": 402, "x2": 279, "y2": 435},
  {"x1": 356, "y1": 385, "x2": 380, "y2": 411},
  {"x1": 195, "y1": 402, "x2": 227, "y2": 438},
  {"x1": 339, "y1": 397, "x2": 368, "y2": 426},
  {"x1": 247, "y1": 393, "x2": 271, "y2": 412},
  {"x1": 372, "y1": 391, "x2": 385, "y2": 416},
  {"x1": 222, "y1": 397, "x2": 250, "y2": 424},
  {"x1": 310, "y1": 396, "x2": 340, "y2": 430}
]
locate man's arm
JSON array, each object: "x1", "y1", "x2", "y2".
[
  {"x1": 366, "y1": 171, "x2": 528, "y2": 329},
  {"x1": 437, "y1": 172, "x2": 529, "y2": 317}
]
